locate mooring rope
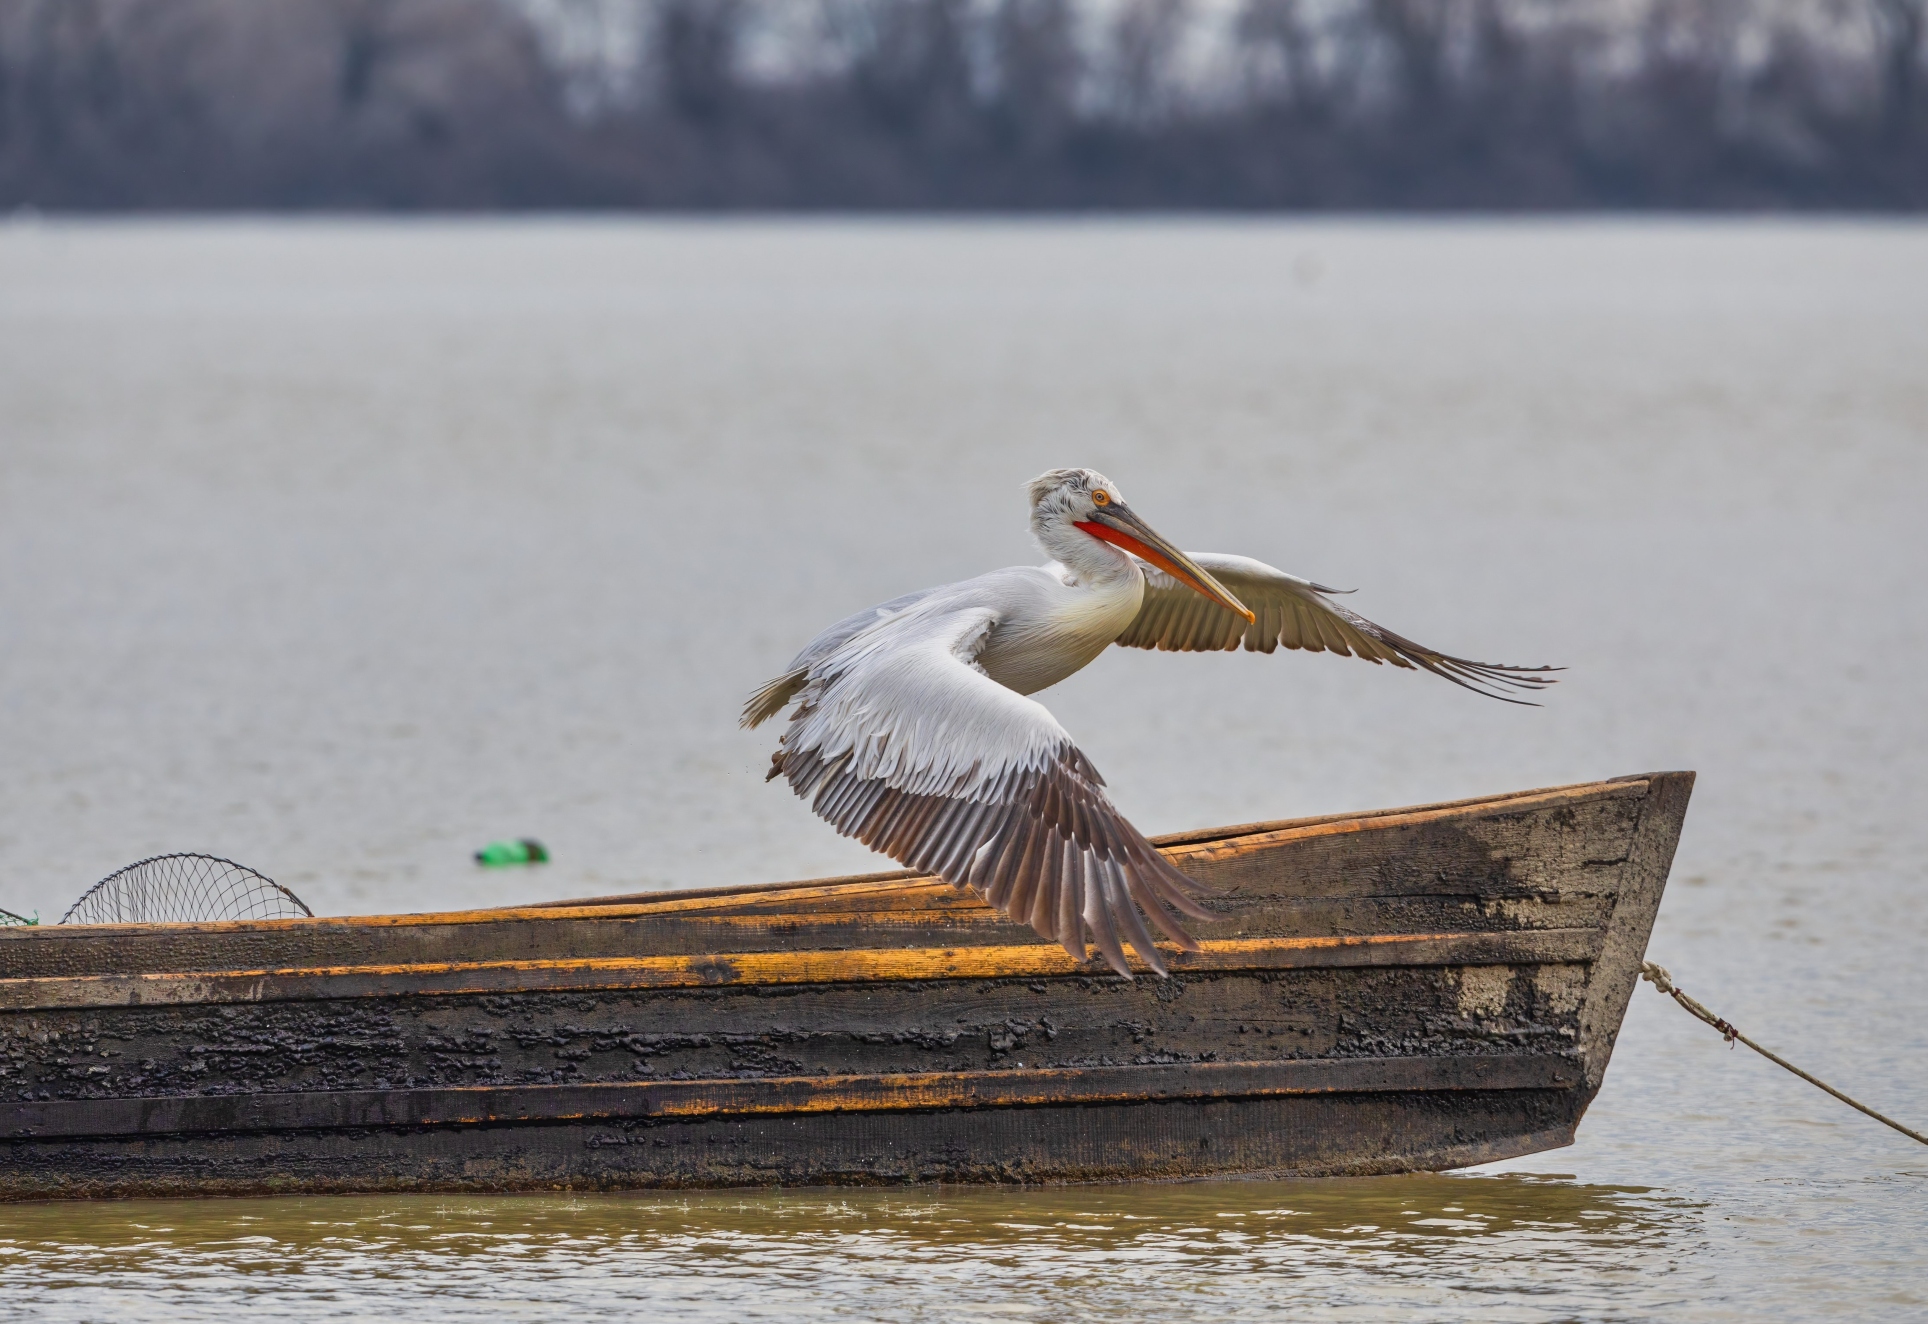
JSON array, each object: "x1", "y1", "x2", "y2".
[{"x1": 1640, "y1": 961, "x2": 1927, "y2": 1147}]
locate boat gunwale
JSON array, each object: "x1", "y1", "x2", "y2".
[{"x1": 0, "y1": 775, "x2": 1659, "y2": 941}]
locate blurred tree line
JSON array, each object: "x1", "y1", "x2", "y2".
[{"x1": 2, "y1": 0, "x2": 1924, "y2": 209}]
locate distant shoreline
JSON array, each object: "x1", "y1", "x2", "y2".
[{"x1": 5, "y1": 0, "x2": 1925, "y2": 213}]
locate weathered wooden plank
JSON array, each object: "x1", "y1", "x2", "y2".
[
  {"x1": 0, "y1": 929, "x2": 1601, "y2": 1010},
  {"x1": 0, "y1": 888, "x2": 973, "y2": 982},
  {"x1": 0, "y1": 962, "x2": 1596, "y2": 1103},
  {"x1": 0, "y1": 1088, "x2": 1587, "y2": 1199},
  {"x1": 0, "y1": 891, "x2": 1617, "y2": 981},
  {"x1": 4, "y1": 1053, "x2": 1581, "y2": 1141}
]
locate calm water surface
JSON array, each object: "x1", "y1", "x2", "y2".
[{"x1": 0, "y1": 219, "x2": 1923, "y2": 1320}]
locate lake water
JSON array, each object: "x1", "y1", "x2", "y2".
[{"x1": 0, "y1": 218, "x2": 1923, "y2": 1320}]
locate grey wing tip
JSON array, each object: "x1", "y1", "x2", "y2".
[
  {"x1": 1328, "y1": 600, "x2": 1562, "y2": 703},
  {"x1": 1426, "y1": 655, "x2": 1566, "y2": 704}
]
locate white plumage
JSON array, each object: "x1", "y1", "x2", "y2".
[{"x1": 744, "y1": 468, "x2": 1556, "y2": 977}]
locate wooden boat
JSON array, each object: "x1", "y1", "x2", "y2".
[{"x1": 0, "y1": 772, "x2": 1692, "y2": 1200}]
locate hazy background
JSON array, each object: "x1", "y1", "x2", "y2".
[
  {"x1": 3, "y1": 7, "x2": 1928, "y2": 1312},
  {"x1": 4, "y1": 0, "x2": 1928, "y2": 210}
]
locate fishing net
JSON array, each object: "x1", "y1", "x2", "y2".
[
  {"x1": 60, "y1": 854, "x2": 313, "y2": 926},
  {"x1": 0, "y1": 907, "x2": 34, "y2": 926}
]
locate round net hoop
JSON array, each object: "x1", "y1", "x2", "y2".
[{"x1": 60, "y1": 854, "x2": 313, "y2": 926}]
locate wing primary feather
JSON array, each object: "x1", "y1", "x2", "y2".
[
  {"x1": 1105, "y1": 862, "x2": 1169, "y2": 975},
  {"x1": 1312, "y1": 610, "x2": 1356, "y2": 657},
  {"x1": 1244, "y1": 604, "x2": 1272, "y2": 652},
  {"x1": 912, "y1": 797, "x2": 977, "y2": 874},
  {"x1": 966, "y1": 838, "x2": 997, "y2": 882},
  {"x1": 1058, "y1": 853, "x2": 1089, "y2": 962},
  {"x1": 858, "y1": 789, "x2": 905, "y2": 851},
  {"x1": 1293, "y1": 602, "x2": 1328, "y2": 654},
  {"x1": 912, "y1": 795, "x2": 972, "y2": 871},
  {"x1": 1058, "y1": 768, "x2": 1095, "y2": 849},
  {"x1": 929, "y1": 800, "x2": 998, "y2": 878},
  {"x1": 1000, "y1": 814, "x2": 1049, "y2": 911},
  {"x1": 875, "y1": 790, "x2": 927, "y2": 855},
  {"x1": 1132, "y1": 840, "x2": 1219, "y2": 920},
  {"x1": 966, "y1": 833, "x2": 1004, "y2": 890},
  {"x1": 1035, "y1": 767, "x2": 1069, "y2": 841},
  {"x1": 941, "y1": 801, "x2": 1006, "y2": 879},
  {"x1": 1140, "y1": 598, "x2": 1172, "y2": 646},
  {"x1": 1018, "y1": 821, "x2": 1059, "y2": 923},
  {"x1": 893, "y1": 790, "x2": 947, "y2": 853},
  {"x1": 1004, "y1": 824, "x2": 1047, "y2": 929},
  {"x1": 1082, "y1": 870, "x2": 1131, "y2": 977},
  {"x1": 818, "y1": 777, "x2": 864, "y2": 833},
  {"x1": 1030, "y1": 840, "x2": 1069, "y2": 940},
  {"x1": 1129, "y1": 864, "x2": 1205, "y2": 949},
  {"x1": 814, "y1": 767, "x2": 866, "y2": 823},
  {"x1": 810, "y1": 764, "x2": 851, "y2": 813},
  {"x1": 788, "y1": 750, "x2": 829, "y2": 797},
  {"x1": 1159, "y1": 600, "x2": 1189, "y2": 650},
  {"x1": 846, "y1": 779, "x2": 890, "y2": 831},
  {"x1": 890, "y1": 793, "x2": 948, "y2": 859},
  {"x1": 981, "y1": 817, "x2": 1032, "y2": 910}
]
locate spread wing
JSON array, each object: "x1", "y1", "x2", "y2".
[
  {"x1": 1117, "y1": 553, "x2": 1559, "y2": 704},
  {"x1": 755, "y1": 603, "x2": 1211, "y2": 977}
]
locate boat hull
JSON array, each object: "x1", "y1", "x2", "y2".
[{"x1": 0, "y1": 772, "x2": 1692, "y2": 1199}]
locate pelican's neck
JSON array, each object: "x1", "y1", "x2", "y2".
[{"x1": 1033, "y1": 513, "x2": 1138, "y2": 588}]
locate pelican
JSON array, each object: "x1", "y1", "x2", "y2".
[{"x1": 742, "y1": 468, "x2": 1555, "y2": 978}]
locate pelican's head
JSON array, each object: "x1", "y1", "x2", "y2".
[{"x1": 1026, "y1": 468, "x2": 1253, "y2": 622}]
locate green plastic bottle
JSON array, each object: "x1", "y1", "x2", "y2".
[{"x1": 474, "y1": 838, "x2": 549, "y2": 867}]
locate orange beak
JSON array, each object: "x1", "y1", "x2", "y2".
[{"x1": 1076, "y1": 506, "x2": 1253, "y2": 622}]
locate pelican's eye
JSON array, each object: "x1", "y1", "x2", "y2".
[{"x1": 1091, "y1": 489, "x2": 1111, "y2": 507}]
